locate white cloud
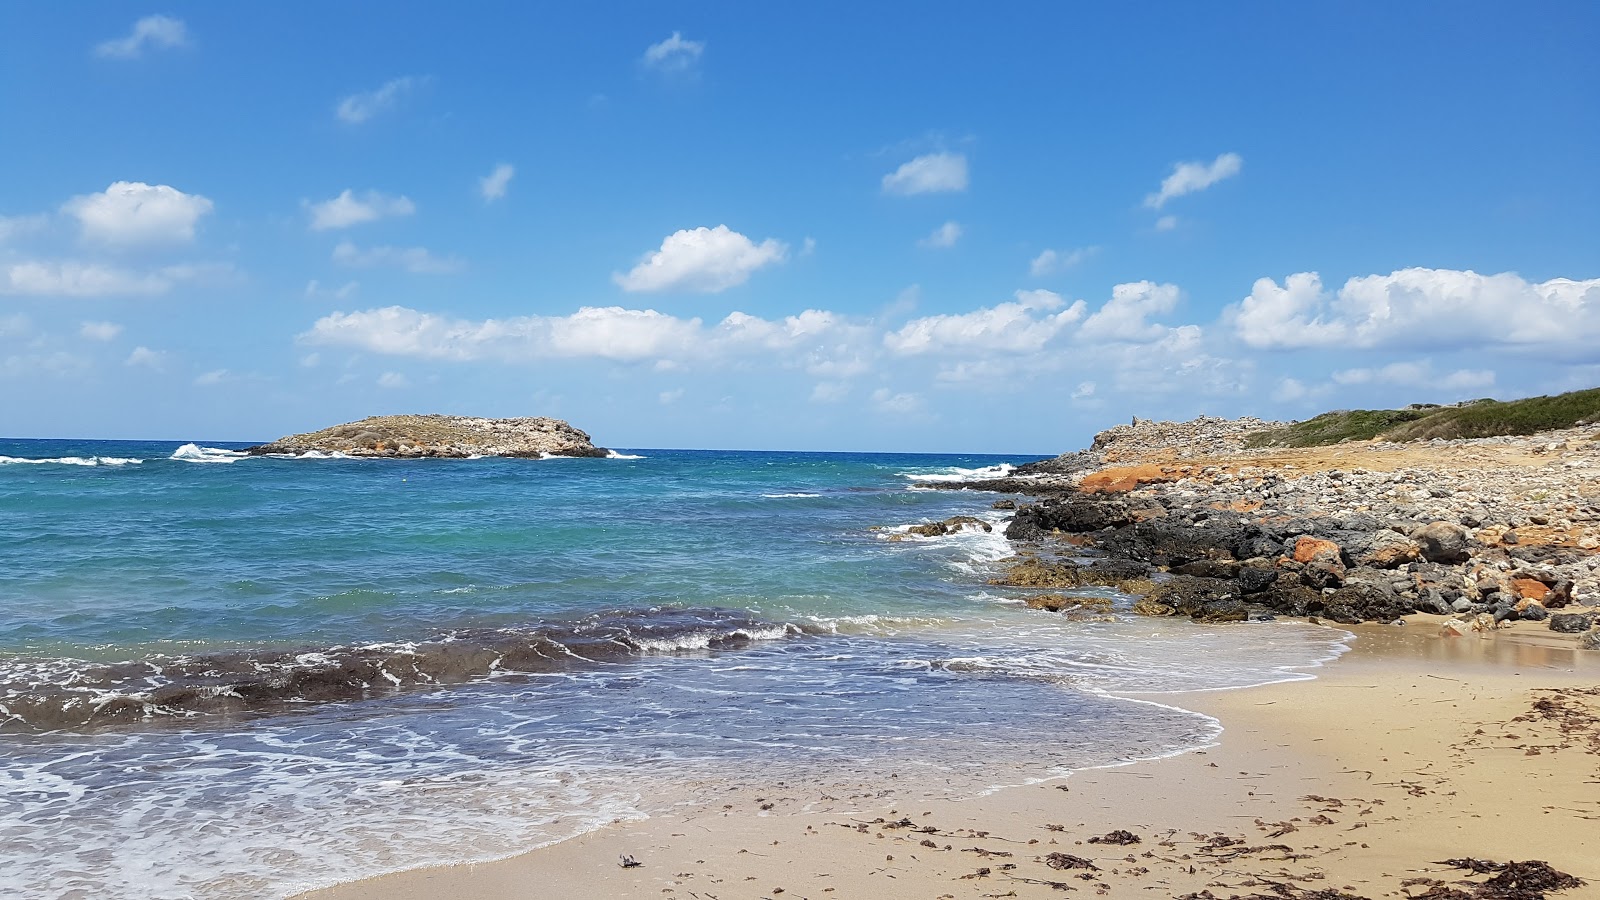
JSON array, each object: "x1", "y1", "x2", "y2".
[
  {"x1": 95, "y1": 15, "x2": 187, "y2": 59},
  {"x1": 305, "y1": 279, "x2": 359, "y2": 300},
  {"x1": 613, "y1": 225, "x2": 787, "y2": 293},
  {"x1": 306, "y1": 190, "x2": 415, "y2": 230},
  {"x1": 1330, "y1": 360, "x2": 1495, "y2": 391},
  {"x1": 1070, "y1": 381, "x2": 1096, "y2": 400},
  {"x1": 194, "y1": 369, "x2": 230, "y2": 386},
  {"x1": 919, "y1": 221, "x2": 963, "y2": 249},
  {"x1": 870, "y1": 388, "x2": 924, "y2": 415},
  {"x1": 1231, "y1": 268, "x2": 1600, "y2": 351},
  {"x1": 62, "y1": 182, "x2": 213, "y2": 245},
  {"x1": 79, "y1": 321, "x2": 122, "y2": 341},
  {"x1": 125, "y1": 346, "x2": 166, "y2": 369},
  {"x1": 1144, "y1": 152, "x2": 1242, "y2": 209},
  {"x1": 301, "y1": 304, "x2": 859, "y2": 370},
  {"x1": 336, "y1": 77, "x2": 423, "y2": 124},
  {"x1": 658, "y1": 388, "x2": 684, "y2": 405},
  {"x1": 479, "y1": 163, "x2": 515, "y2": 202},
  {"x1": 377, "y1": 371, "x2": 410, "y2": 389},
  {"x1": 1, "y1": 260, "x2": 225, "y2": 297},
  {"x1": 1029, "y1": 246, "x2": 1097, "y2": 277},
  {"x1": 642, "y1": 31, "x2": 705, "y2": 73},
  {"x1": 810, "y1": 381, "x2": 850, "y2": 403},
  {"x1": 0, "y1": 214, "x2": 49, "y2": 244},
  {"x1": 1077, "y1": 281, "x2": 1182, "y2": 342},
  {"x1": 881, "y1": 153, "x2": 968, "y2": 196},
  {"x1": 884, "y1": 289, "x2": 1086, "y2": 356},
  {"x1": 333, "y1": 241, "x2": 462, "y2": 274},
  {"x1": 1155, "y1": 215, "x2": 1179, "y2": 232}
]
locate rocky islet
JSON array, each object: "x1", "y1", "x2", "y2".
[{"x1": 246, "y1": 414, "x2": 609, "y2": 459}]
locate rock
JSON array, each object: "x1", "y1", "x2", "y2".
[
  {"x1": 247, "y1": 414, "x2": 607, "y2": 459},
  {"x1": 1291, "y1": 536, "x2": 1344, "y2": 566},
  {"x1": 1501, "y1": 529, "x2": 1520, "y2": 545},
  {"x1": 1548, "y1": 612, "x2": 1598, "y2": 633},
  {"x1": 1580, "y1": 627, "x2": 1600, "y2": 651},
  {"x1": 1520, "y1": 601, "x2": 1550, "y2": 622},
  {"x1": 1132, "y1": 597, "x2": 1177, "y2": 617},
  {"x1": 1412, "y1": 522, "x2": 1471, "y2": 563},
  {"x1": 1357, "y1": 531, "x2": 1422, "y2": 569},
  {"x1": 1236, "y1": 564, "x2": 1278, "y2": 594},
  {"x1": 1439, "y1": 617, "x2": 1470, "y2": 637},
  {"x1": 991, "y1": 499, "x2": 1017, "y2": 510},
  {"x1": 1024, "y1": 595, "x2": 1114, "y2": 614},
  {"x1": 1142, "y1": 576, "x2": 1249, "y2": 622},
  {"x1": 1509, "y1": 577, "x2": 1550, "y2": 602}
]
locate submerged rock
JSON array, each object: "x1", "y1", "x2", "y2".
[{"x1": 247, "y1": 414, "x2": 607, "y2": 459}]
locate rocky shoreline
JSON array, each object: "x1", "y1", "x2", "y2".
[
  {"x1": 940, "y1": 415, "x2": 1600, "y2": 648},
  {"x1": 246, "y1": 414, "x2": 608, "y2": 459}
]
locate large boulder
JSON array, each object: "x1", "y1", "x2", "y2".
[
  {"x1": 1356, "y1": 531, "x2": 1422, "y2": 569},
  {"x1": 1412, "y1": 521, "x2": 1472, "y2": 563}
]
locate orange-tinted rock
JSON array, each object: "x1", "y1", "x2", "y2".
[
  {"x1": 1292, "y1": 536, "x2": 1343, "y2": 566},
  {"x1": 1510, "y1": 577, "x2": 1550, "y2": 601},
  {"x1": 1078, "y1": 465, "x2": 1183, "y2": 494}
]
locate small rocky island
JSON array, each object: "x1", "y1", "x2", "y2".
[{"x1": 246, "y1": 415, "x2": 608, "y2": 459}]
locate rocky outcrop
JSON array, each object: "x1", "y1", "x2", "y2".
[{"x1": 247, "y1": 415, "x2": 607, "y2": 459}]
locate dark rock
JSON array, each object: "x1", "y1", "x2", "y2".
[
  {"x1": 1143, "y1": 576, "x2": 1249, "y2": 623},
  {"x1": 1173, "y1": 559, "x2": 1241, "y2": 579},
  {"x1": 1236, "y1": 564, "x2": 1278, "y2": 595},
  {"x1": 991, "y1": 499, "x2": 1017, "y2": 510},
  {"x1": 1549, "y1": 612, "x2": 1598, "y2": 633},
  {"x1": 1520, "y1": 602, "x2": 1550, "y2": 622}
]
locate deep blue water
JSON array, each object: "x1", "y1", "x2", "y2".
[{"x1": 0, "y1": 439, "x2": 1347, "y2": 898}]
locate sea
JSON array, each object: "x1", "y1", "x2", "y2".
[{"x1": 0, "y1": 439, "x2": 1350, "y2": 899}]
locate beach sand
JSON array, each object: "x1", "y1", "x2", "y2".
[{"x1": 302, "y1": 624, "x2": 1599, "y2": 899}]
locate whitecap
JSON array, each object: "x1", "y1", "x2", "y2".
[
  {"x1": 605, "y1": 450, "x2": 646, "y2": 460},
  {"x1": 762, "y1": 492, "x2": 822, "y2": 499},
  {"x1": 898, "y1": 462, "x2": 1017, "y2": 483},
  {"x1": 170, "y1": 444, "x2": 247, "y2": 464},
  {"x1": 0, "y1": 455, "x2": 143, "y2": 467}
]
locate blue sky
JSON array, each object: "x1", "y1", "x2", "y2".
[{"x1": 2, "y1": 3, "x2": 1596, "y2": 452}]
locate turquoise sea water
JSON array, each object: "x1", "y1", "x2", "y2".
[{"x1": 0, "y1": 440, "x2": 1348, "y2": 898}]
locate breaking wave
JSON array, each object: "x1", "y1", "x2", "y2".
[
  {"x1": 0, "y1": 608, "x2": 808, "y2": 732},
  {"x1": 0, "y1": 455, "x2": 142, "y2": 466},
  {"x1": 899, "y1": 462, "x2": 1016, "y2": 483},
  {"x1": 169, "y1": 443, "x2": 248, "y2": 464}
]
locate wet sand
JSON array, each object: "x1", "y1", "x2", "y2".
[{"x1": 301, "y1": 624, "x2": 1599, "y2": 899}]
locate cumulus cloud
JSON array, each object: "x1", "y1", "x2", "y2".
[
  {"x1": 1077, "y1": 281, "x2": 1182, "y2": 342},
  {"x1": 1, "y1": 260, "x2": 225, "y2": 297},
  {"x1": 336, "y1": 76, "x2": 423, "y2": 124},
  {"x1": 1231, "y1": 268, "x2": 1600, "y2": 351},
  {"x1": 125, "y1": 346, "x2": 166, "y2": 369},
  {"x1": 884, "y1": 289, "x2": 1087, "y2": 356},
  {"x1": 79, "y1": 321, "x2": 122, "y2": 341},
  {"x1": 1330, "y1": 359, "x2": 1495, "y2": 391},
  {"x1": 307, "y1": 190, "x2": 415, "y2": 230},
  {"x1": 1029, "y1": 246, "x2": 1097, "y2": 277},
  {"x1": 881, "y1": 153, "x2": 968, "y2": 196},
  {"x1": 1144, "y1": 152, "x2": 1242, "y2": 209},
  {"x1": 642, "y1": 31, "x2": 704, "y2": 73},
  {"x1": 302, "y1": 304, "x2": 857, "y2": 369},
  {"x1": 919, "y1": 221, "x2": 963, "y2": 249},
  {"x1": 62, "y1": 182, "x2": 213, "y2": 245},
  {"x1": 613, "y1": 225, "x2": 787, "y2": 293},
  {"x1": 95, "y1": 15, "x2": 187, "y2": 59},
  {"x1": 333, "y1": 241, "x2": 462, "y2": 274},
  {"x1": 870, "y1": 387, "x2": 923, "y2": 415},
  {"x1": 479, "y1": 163, "x2": 515, "y2": 202}
]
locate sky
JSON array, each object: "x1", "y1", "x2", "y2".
[{"x1": 1, "y1": 3, "x2": 1597, "y2": 452}]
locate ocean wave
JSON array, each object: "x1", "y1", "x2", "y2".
[
  {"x1": 0, "y1": 607, "x2": 809, "y2": 732},
  {"x1": 169, "y1": 443, "x2": 248, "y2": 464},
  {"x1": 762, "y1": 492, "x2": 822, "y2": 498},
  {"x1": 605, "y1": 450, "x2": 646, "y2": 460},
  {"x1": 0, "y1": 455, "x2": 142, "y2": 467},
  {"x1": 899, "y1": 462, "x2": 1016, "y2": 483}
]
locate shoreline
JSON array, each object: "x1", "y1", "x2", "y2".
[{"x1": 298, "y1": 623, "x2": 1598, "y2": 900}]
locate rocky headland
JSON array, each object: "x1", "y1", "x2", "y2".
[
  {"x1": 246, "y1": 415, "x2": 608, "y2": 459},
  {"x1": 942, "y1": 404, "x2": 1600, "y2": 648}
]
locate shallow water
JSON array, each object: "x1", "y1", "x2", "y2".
[{"x1": 0, "y1": 440, "x2": 1347, "y2": 898}]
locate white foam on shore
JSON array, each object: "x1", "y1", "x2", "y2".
[
  {"x1": 899, "y1": 462, "x2": 1016, "y2": 483},
  {"x1": 605, "y1": 450, "x2": 646, "y2": 460},
  {"x1": 0, "y1": 455, "x2": 142, "y2": 466},
  {"x1": 170, "y1": 444, "x2": 248, "y2": 464}
]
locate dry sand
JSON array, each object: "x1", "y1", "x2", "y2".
[{"x1": 302, "y1": 625, "x2": 1599, "y2": 900}]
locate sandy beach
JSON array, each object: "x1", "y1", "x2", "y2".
[{"x1": 302, "y1": 623, "x2": 1599, "y2": 900}]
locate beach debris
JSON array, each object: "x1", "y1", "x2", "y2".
[
  {"x1": 619, "y1": 854, "x2": 642, "y2": 868},
  {"x1": 1086, "y1": 829, "x2": 1141, "y2": 845},
  {"x1": 1043, "y1": 852, "x2": 1098, "y2": 870},
  {"x1": 1433, "y1": 858, "x2": 1584, "y2": 899}
]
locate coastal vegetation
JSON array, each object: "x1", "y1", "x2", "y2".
[{"x1": 1245, "y1": 387, "x2": 1600, "y2": 448}]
